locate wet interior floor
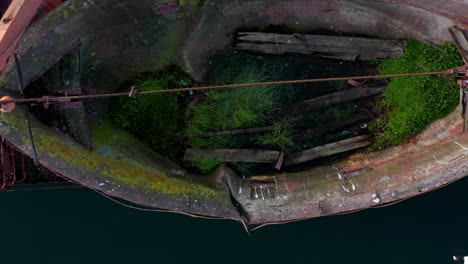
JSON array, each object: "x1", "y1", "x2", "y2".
[{"x1": 1, "y1": 176, "x2": 467, "y2": 264}]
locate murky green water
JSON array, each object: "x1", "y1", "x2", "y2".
[{"x1": 1, "y1": 177, "x2": 467, "y2": 264}]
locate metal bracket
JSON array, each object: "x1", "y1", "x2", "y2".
[{"x1": 41, "y1": 87, "x2": 83, "y2": 110}]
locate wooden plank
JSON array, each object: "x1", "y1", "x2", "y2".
[
  {"x1": 286, "y1": 81, "x2": 387, "y2": 115},
  {"x1": 184, "y1": 148, "x2": 281, "y2": 163},
  {"x1": 200, "y1": 125, "x2": 271, "y2": 138},
  {"x1": 295, "y1": 112, "x2": 372, "y2": 142},
  {"x1": 284, "y1": 135, "x2": 371, "y2": 166},
  {"x1": 0, "y1": 0, "x2": 45, "y2": 74},
  {"x1": 449, "y1": 26, "x2": 468, "y2": 64},
  {"x1": 201, "y1": 112, "x2": 371, "y2": 140},
  {"x1": 236, "y1": 32, "x2": 406, "y2": 61}
]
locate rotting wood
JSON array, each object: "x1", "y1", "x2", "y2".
[
  {"x1": 236, "y1": 32, "x2": 406, "y2": 61},
  {"x1": 201, "y1": 112, "x2": 371, "y2": 139},
  {"x1": 449, "y1": 26, "x2": 468, "y2": 64},
  {"x1": 249, "y1": 175, "x2": 277, "y2": 182},
  {"x1": 200, "y1": 126, "x2": 272, "y2": 138},
  {"x1": 274, "y1": 152, "x2": 285, "y2": 170},
  {"x1": 286, "y1": 81, "x2": 387, "y2": 115},
  {"x1": 184, "y1": 148, "x2": 281, "y2": 163},
  {"x1": 284, "y1": 135, "x2": 371, "y2": 166},
  {"x1": 295, "y1": 112, "x2": 372, "y2": 142}
]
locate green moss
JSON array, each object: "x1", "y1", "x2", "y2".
[
  {"x1": 193, "y1": 159, "x2": 222, "y2": 174},
  {"x1": 370, "y1": 40, "x2": 462, "y2": 149},
  {"x1": 110, "y1": 69, "x2": 192, "y2": 160},
  {"x1": 0, "y1": 109, "x2": 221, "y2": 200}
]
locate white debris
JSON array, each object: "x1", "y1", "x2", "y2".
[
  {"x1": 342, "y1": 185, "x2": 350, "y2": 193},
  {"x1": 350, "y1": 181, "x2": 356, "y2": 191},
  {"x1": 372, "y1": 193, "x2": 380, "y2": 204},
  {"x1": 98, "y1": 183, "x2": 105, "y2": 186},
  {"x1": 238, "y1": 175, "x2": 245, "y2": 194},
  {"x1": 332, "y1": 165, "x2": 343, "y2": 180},
  {"x1": 326, "y1": 192, "x2": 332, "y2": 197}
]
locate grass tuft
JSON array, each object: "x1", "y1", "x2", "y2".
[
  {"x1": 258, "y1": 117, "x2": 296, "y2": 150},
  {"x1": 369, "y1": 40, "x2": 463, "y2": 150}
]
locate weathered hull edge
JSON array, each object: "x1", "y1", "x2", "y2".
[
  {"x1": 0, "y1": 0, "x2": 466, "y2": 226},
  {"x1": 226, "y1": 108, "x2": 468, "y2": 225},
  {"x1": 0, "y1": 107, "x2": 243, "y2": 221}
]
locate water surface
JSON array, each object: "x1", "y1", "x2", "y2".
[{"x1": 1, "y1": 177, "x2": 467, "y2": 264}]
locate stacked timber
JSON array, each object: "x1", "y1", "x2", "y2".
[
  {"x1": 199, "y1": 111, "x2": 371, "y2": 140},
  {"x1": 186, "y1": 81, "x2": 384, "y2": 168},
  {"x1": 184, "y1": 135, "x2": 371, "y2": 167},
  {"x1": 236, "y1": 32, "x2": 406, "y2": 61}
]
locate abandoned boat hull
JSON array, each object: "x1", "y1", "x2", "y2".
[{"x1": 0, "y1": 0, "x2": 466, "y2": 226}]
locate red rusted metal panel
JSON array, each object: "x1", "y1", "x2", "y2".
[
  {"x1": 0, "y1": 0, "x2": 46, "y2": 75},
  {"x1": 0, "y1": 137, "x2": 26, "y2": 191}
]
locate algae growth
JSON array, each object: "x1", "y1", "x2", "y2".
[{"x1": 0, "y1": 108, "x2": 222, "y2": 201}]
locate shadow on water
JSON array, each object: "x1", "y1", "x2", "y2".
[{"x1": 1, "y1": 176, "x2": 468, "y2": 264}]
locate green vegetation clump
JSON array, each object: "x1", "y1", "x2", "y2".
[
  {"x1": 258, "y1": 117, "x2": 296, "y2": 150},
  {"x1": 186, "y1": 63, "x2": 291, "y2": 146},
  {"x1": 370, "y1": 41, "x2": 463, "y2": 150},
  {"x1": 110, "y1": 69, "x2": 192, "y2": 159},
  {"x1": 186, "y1": 60, "x2": 296, "y2": 173}
]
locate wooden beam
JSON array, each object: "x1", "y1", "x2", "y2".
[
  {"x1": 284, "y1": 135, "x2": 371, "y2": 166},
  {"x1": 184, "y1": 148, "x2": 281, "y2": 163},
  {"x1": 449, "y1": 26, "x2": 468, "y2": 64},
  {"x1": 236, "y1": 32, "x2": 406, "y2": 61},
  {"x1": 0, "y1": 0, "x2": 45, "y2": 74},
  {"x1": 286, "y1": 81, "x2": 387, "y2": 115},
  {"x1": 200, "y1": 125, "x2": 272, "y2": 138},
  {"x1": 295, "y1": 112, "x2": 372, "y2": 142}
]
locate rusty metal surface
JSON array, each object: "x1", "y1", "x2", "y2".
[{"x1": 0, "y1": 136, "x2": 26, "y2": 190}]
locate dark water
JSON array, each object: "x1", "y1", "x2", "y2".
[{"x1": 1, "y1": 177, "x2": 468, "y2": 264}]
